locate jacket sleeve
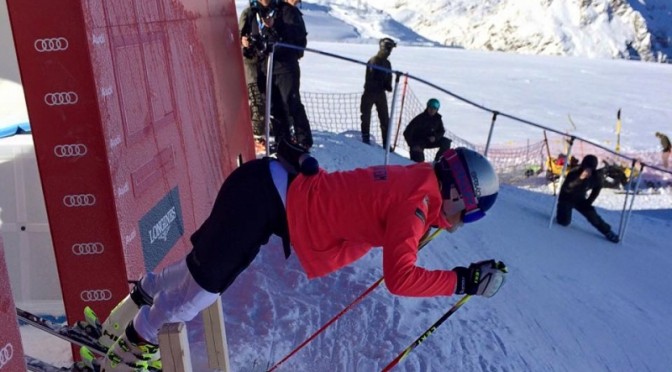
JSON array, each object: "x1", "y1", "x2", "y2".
[
  {"x1": 384, "y1": 60, "x2": 393, "y2": 91},
  {"x1": 276, "y1": 5, "x2": 307, "y2": 60},
  {"x1": 381, "y1": 196, "x2": 457, "y2": 297},
  {"x1": 435, "y1": 116, "x2": 446, "y2": 138},
  {"x1": 404, "y1": 115, "x2": 421, "y2": 145},
  {"x1": 560, "y1": 169, "x2": 581, "y2": 195},
  {"x1": 239, "y1": 8, "x2": 249, "y2": 34},
  {"x1": 585, "y1": 174, "x2": 603, "y2": 205}
]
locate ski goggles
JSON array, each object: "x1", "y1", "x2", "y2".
[{"x1": 438, "y1": 149, "x2": 486, "y2": 223}]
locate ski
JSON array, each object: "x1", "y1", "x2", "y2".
[
  {"x1": 16, "y1": 307, "x2": 107, "y2": 357},
  {"x1": 25, "y1": 355, "x2": 72, "y2": 372}
]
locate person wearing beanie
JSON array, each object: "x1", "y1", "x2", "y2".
[
  {"x1": 403, "y1": 98, "x2": 453, "y2": 162},
  {"x1": 556, "y1": 154, "x2": 619, "y2": 243},
  {"x1": 360, "y1": 37, "x2": 396, "y2": 148}
]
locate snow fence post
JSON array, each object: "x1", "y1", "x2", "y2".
[
  {"x1": 158, "y1": 322, "x2": 192, "y2": 372},
  {"x1": 202, "y1": 297, "x2": 231, "y2": 371}
]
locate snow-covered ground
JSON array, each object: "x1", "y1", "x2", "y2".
[
  {"x1": 21, "y1": 132, "x2": 672, "y2": 371},
  {"x1": 10, "y1": 1, "x2": 672, "y2": 371}
]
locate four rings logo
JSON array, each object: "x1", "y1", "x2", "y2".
[
  {"x1": 80, "y1": 289, "x2": 112, "y2": 302},
  {"x1": 0, "y1": 343, "x2": 13, "y2": 369},
  {"x1": 44, "y1": 92, "x2": 78, "y2": 106},
  {"x1": 34, "y1": 37, "x2": 69, "y2": 52},
  {"x1": 72, "y1": 242, "x2": 105, "y2": 256},
  {"x1": 54, "y1": 144, "x2": 88, "y2": 158},
  {"x1": 63, "y1": 194, "x2": 96, "y2": 207}
]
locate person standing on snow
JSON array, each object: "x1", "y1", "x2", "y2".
[
  {"x1": 102, "y1": 147, "x2": 507, "y2": 370},
  {"x1": 655, "y1": 132, "x2": 670, "y2": 168},
  {"x1": 239, "y1": 3, "x2": 267, "y2": 141},
  {"x1": 240, "y1": 0, "x2": 313, "y2": 150},
  {"x1": 360, "y1": 37, "x2": 396, "y2": 148},
  {"x1": 556, "y1": 154, "x2": 619, "y2": 243},
  {"x1": 403, "y1": 98, "x2": 452, "y2": 163}
]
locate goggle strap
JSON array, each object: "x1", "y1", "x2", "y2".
[{"x1": 443, "y1": 150, "x2": 479, "y2": 213}]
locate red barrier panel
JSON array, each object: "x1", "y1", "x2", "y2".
[
  {"x1": 0, "y1": 234, "x2": 26, "y2": 371},
  {"x1": 6, "y1": 0, "x2": 252, "y2": 340}
]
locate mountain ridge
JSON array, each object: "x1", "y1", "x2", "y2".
[{"x1": 305, "y1": 0, "x2": 671, "y2": 62}]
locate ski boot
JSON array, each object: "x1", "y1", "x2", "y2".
[
  {"x1": 605, "y1": 230, "x2": 620, "y2": 243},
  {"x1": 103, "y1": 322, "x2": 161, "y2": 372},
  {"x1": 74, "y1": 346, "x2": 102, "y2": 372},
  {"x1": 99, "y1": 280, "x2": 154, "y2": 349}
]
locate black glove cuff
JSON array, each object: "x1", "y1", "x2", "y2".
[{"x1": 453, "y1": 267, "x2": 469, "y2": 295}]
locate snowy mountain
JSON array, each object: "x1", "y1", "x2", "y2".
[{"x1": 305, "y1": 0, "x2": 672, "y2": 61}]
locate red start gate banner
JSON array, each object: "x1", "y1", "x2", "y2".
[
  {"x1": 6, "y1": 0, "x2": 253, "y2": 341},
  {"x1": 0, "y1": 234, "x2": 26, "y2": 371}
]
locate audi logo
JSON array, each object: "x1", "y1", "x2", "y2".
[
  {"x1": 80, "y1": 289, "x2": 113, "y2": 302},
  {"x1": 54, "y1": 144, "x2": 88, "y2": 158},
  {"x1": 72, "y1": 242, "x2": 105, "y2": 255},
  {"x1": 0, "y1": 343, "x2": 13, "y2": 369},
  {"x1": 63, "y1": 194, "x2": 96, "y2": 207},
  {"x1": 44, "y1": 92, "x2": 78, "y2": 106},
  {"x1": 34, "y1": 37, "x2": 69, "y2": 52}
]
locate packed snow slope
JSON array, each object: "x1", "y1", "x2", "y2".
[
  {"x1": 22, "y1": 132, "x2": 672, "y2": 371},
  {"x1": 211, "y1": 134, "x2": 672, "y2": 372}
]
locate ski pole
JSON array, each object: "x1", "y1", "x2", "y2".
[
  {"x1": 380, "y1": 295, "x2": 472, "y2": 372},
  {"x1": 267, "y1": 228, "x2": 443, "y2": 372}
]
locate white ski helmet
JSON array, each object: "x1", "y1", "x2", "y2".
[{"x1": 434, "y1": 147, "x2": 499, "y2": 222}]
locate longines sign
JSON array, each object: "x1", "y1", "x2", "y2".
[{"x1": 139, "y1": 187, "x2": 184, "y2": 272}]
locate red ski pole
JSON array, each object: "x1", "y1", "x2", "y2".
[{"x1": 267, "y1": 228, "x2": 443, "y2": 372}]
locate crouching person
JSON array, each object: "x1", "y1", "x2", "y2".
[
  {"x1": 403, "y1": 98, "x2": 452, "y2": 162},
  {"x1": 556, "y1": 154, "x2": 619, "y2": 243}
]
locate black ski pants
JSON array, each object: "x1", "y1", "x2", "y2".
[
  {"x1": 271, "y1": 70, "x2": 313, "y2": 148},
  {"x1": 185, "y1": 158, "x2": 289, "y2": 294},
  {"x1": 408, "y1": 137, "x2": 452, "y2": 163},
  {"x1": 360, "y1": 90, "x2": 389, "y2": 146},
  {"x1": 556, "y1": 199, "x2": 612, "y2": 236}
]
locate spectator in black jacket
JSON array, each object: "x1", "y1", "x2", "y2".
[
  {"x1": 360, "y1": 38, "x2": 396, "y2": 148},
  {"x1": 243, "y1": 0, "x2": 313, "y2": 149},
  {"x1": 556, "y1": 154, "x2": 619, "y2": 243},
  {"x1": 403, "y1": 98, "x2": 452, "y2": 162},
  {"x1": 239, "y1": 4, "x2": 266, "y2": 138}
]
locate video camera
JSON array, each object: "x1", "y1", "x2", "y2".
[
  {"x1": 242, "y1": 2, "x2": 279, "y2": 59},
  {"x1": 243, "y1": 31, "x2": 279, "y2": 59}
]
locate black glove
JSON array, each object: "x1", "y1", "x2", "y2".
[{"x1": 453, "y1": 260, "x2": 507, "y2": 298}]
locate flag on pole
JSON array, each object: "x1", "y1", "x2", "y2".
[{"x1": 615, "y1": 108, "x2": 622, "y2": 153}]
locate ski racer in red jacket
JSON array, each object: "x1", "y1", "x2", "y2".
[{"x1": 102, "y1": 146, "x2": 506, "y2": 370}]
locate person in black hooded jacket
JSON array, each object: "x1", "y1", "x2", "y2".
[
  {"x1": 403, "y1": 98, "x2": 452, "y2": 162},
  {"x1": 556, "y1": 154, "x2": 619, "y2": 243}
]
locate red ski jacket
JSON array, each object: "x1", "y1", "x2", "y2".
[{"x1": 287, "y1": 163, "x2": 458, "y2": 297}]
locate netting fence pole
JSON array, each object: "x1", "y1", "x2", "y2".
[
  {"x1": 543, "y1": 130, "x2": 556, "y2": 195},
  {"x1": 264, "y1": 48, "x2": 276, "y2": 156},
  {"x1": 483, "y1": 111, "x2": 499, "y2": 157},
  {"x1": 618, "y1": 161, "x2": 644, "y2": 244},
  {"x1": 391, "y1": 75, "x2": 409, "y2": 153},
  {"x1": 384, "y1": 73, "x2": 402, "y2": 165}
]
